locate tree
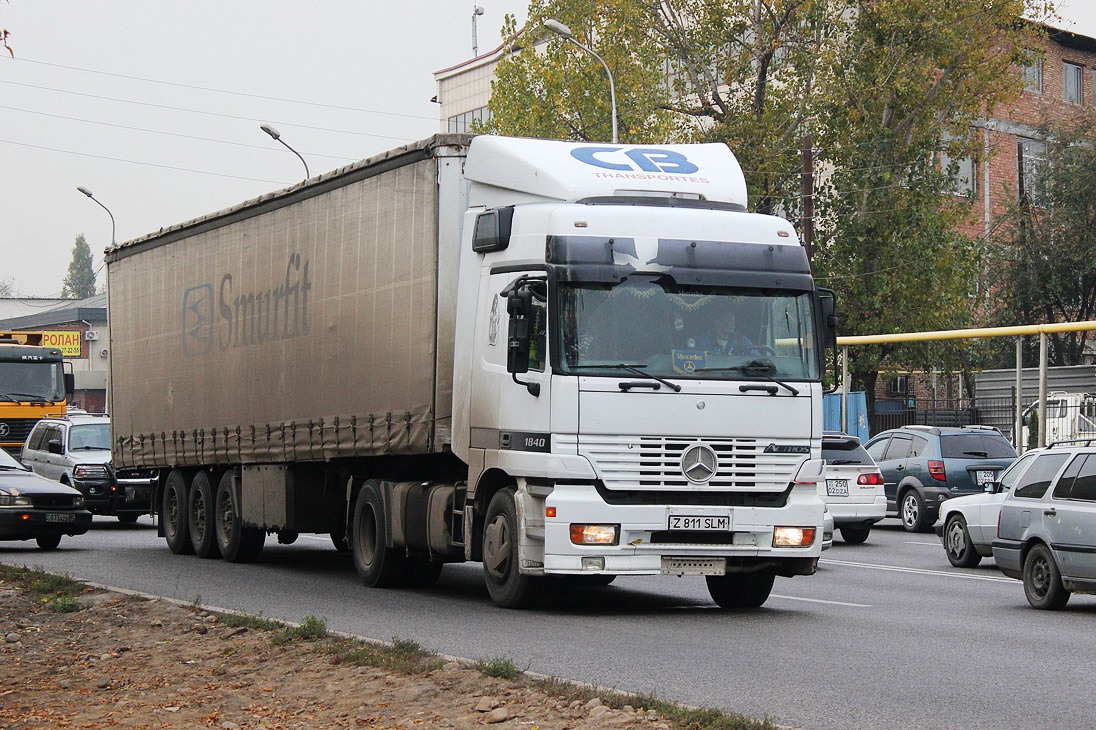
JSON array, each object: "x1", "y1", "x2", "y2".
[
  {"x1": 986, "y1": 113, "x2": 1096, "y2": 367},
  {"x1": 809, "y1": 0, "x2": 1050, "y2": 413},
  {"x1": 0, "y1": 277, "x2": 15, "y2": 297},
  {"x1": 487, "y1": 2, "x2": 684, "y2": 143},
  {"x1": 62, "y1": 234, "x2": 97, "y2": 299}
]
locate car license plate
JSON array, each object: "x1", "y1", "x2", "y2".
[
  {"x1": 45, "y1": 513, "x2": 75, "y2": 523},
  {"x1": 668, "y1": 514, "x2": 730, "y2": 531},
  {"x1": 976, "y1": 470, "x2": 995, "y2": 485},
  {"x1": 826, "y1": 478, "x2": 849, "y2": 497}
]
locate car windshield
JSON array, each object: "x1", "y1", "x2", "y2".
[
  {"x1": 557, "y1": 277, "x2": 819, "y2": 381},
  {"x1": 68, "y1": 423, "x2": 111, "y2": 450},
  {"x1": 939, "y1": 433, "x2": 1017, "y2": 459}
]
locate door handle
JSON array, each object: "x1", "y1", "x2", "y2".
[
  {"x1": 896, "y1": 465, "x2": 904, "y2": 471},
  {"x1": 1044, "y1": 508, "x2": 1057, "y2": 517}
]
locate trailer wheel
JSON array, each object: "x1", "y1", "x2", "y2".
[
  {"x1": 482, "y1": 487, "x2": 541, "y2": 609},
  {"x1": 163, "y1": 469, "x2": 194, "y2": 555},
  {"x1": 352, "y1": 479, "x2": 406, "y2": 587},
  {"x1": 188, "y1": 471, "x2": 221, "y2": 559},
  {"x1": 215, "y1": 471, "x2": 264, "y2": 563}
]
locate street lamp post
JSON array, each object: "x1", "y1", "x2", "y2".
[
  {"x1": 76, "y1": 186, "x2": 116, "y2": 246},
  {"x1": 260, "y1": 124, "x2": 310, "y2": 180},
  {"x1": 543, "y1": 18, "x2": 618, "y2": 144}
]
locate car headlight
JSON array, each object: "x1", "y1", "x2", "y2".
[
  {"x1": 0, "y1": 491, "x2": 32, "y2": 507},
  {"x1": 74, "y1": 464, "x2": 110, "y2": 479}
]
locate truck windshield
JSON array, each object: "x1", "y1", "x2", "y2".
[
  {"x1": 557, "y1": 277, "x2": 819, "y2": 381},
  {"x1": 0, "y1": 361, "x2": 65, "y2": 402}
]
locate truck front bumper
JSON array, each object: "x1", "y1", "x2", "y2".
[{"x1": 539, "y1": 483, "x2": 824, "y2": 576}]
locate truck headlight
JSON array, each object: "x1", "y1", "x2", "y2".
[
  {"x1": 773, "y1": 526, "x2": 816, "y2": 548},
  {"x1": 570, "y1": 524, "x2": 619, "y2": 546}
]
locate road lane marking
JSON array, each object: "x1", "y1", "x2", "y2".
[
  {"x1": 771, "y1": 594, "x2": 871, "y2": 607},
  {"x1": 907, "y1": 541, "x2": 940, "y2": 547},
  {"x1": 821, "y1": 558, "x2": 1014, "y2": 583}
]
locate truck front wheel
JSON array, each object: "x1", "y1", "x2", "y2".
[
  {"x1": 705, "y1": 570, "x2": 776, "y2": 609},
  {"x1": 215, "y1": 471, "x2": 264, "y2": 563},
  {"x1": 482, "y1": 487, "x2": 541, "y2": 609},
  {"x1": 351, "y1": 480, "x2": 406, "y2": 587},
  {"x1": 163, "y1": 469, "x2": 194, "y2": 555}
]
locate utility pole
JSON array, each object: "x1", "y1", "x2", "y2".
[{"x1": 801, "y1": 135, "x2": 814, "y2": 271}]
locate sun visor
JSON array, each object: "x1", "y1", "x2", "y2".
[{"x1": 465, "y1": 136, "x2": 748, "y2": 208}]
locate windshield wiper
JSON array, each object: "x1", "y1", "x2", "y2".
[
  {"x1": 71, "y1": 446, "x2": 107, "y2": 451},
  {"x1": 699, "y1": 360, "x2": 800, "y2": 396},
  {"x1": 580, "y1": 363, "x2": 682, "y2": 393},
  {"x1": 963, "y1": 451, "x2": 989, "y2": 457},
  {"x1": 0, "y1": 391, "x2": 49, "y2": 402}
]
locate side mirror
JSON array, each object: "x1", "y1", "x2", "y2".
[
  {"x1": 48, "y1": 439, "x2": 63, "y2": 455},
  {"x1": 64, "y1": 373, "x2": 75, "y2": 399},
  {"x1": 501, "y1": 279, "x2": 543, "y2": 397},
  {"x1": 985, "y1": 481, "x2": 1001, "y2": 494}
]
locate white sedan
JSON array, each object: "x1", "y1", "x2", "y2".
[{"x1": 936, "y1": 449, "x2": 1039, "y2": 567}]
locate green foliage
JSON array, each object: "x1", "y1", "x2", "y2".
[
  {"x1": 476, "y1": 656, "x2": 522, "y2": 679},
  {"x1": 220, "y1": 612, "x2": 283, "y2": 631},
  {"x1": 62, "y1": 233, "x2": 97, "y2": 299},
  {"x1": 984, "y1": 112, "x2": 1096, "y2": 368},
  {"x1": 272, "y1": 615, "x2": 327, "y2": 645},
  {"x1": 48, "y1": 595, "x2": 80, "y2": 613},
  {"x1": 327, "y1": 636, "x2": 444, "y2": 674}
]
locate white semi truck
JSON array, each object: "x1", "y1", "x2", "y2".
[{"x1": 106, "y1": 134, "x2": 837, "y2": 609}]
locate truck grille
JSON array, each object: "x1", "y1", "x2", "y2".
[
  {"x1": 0, "y1": 418, "x2": 38, "y2": 446},
  {"x1": 573, "y1": 435, "x2": 808, "y2": 491}
]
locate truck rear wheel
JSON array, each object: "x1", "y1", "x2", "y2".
[
  {"x1": 351, "y1": 479, "x2": 406, "y2": 587},
  {"x1": 705, "y1": 570, "x2": 776, "y2": 609},
  {"x1": 188, "y1": 471, "x2": 221, "y2": 559},
  {"x1": 215, "y1": 471, "x2": 264, "y2": 563},
  {"x1": 163, "y1": 469, "x2": 194, "y2": 555},
  {"x1": 482, "y1": 487, "x2": 541, "y2": 609}
]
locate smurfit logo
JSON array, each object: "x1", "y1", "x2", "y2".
[{"x1": 570, "y1": 146, "x2": 700, "y2": 175}]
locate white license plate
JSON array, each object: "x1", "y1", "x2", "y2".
[
  {"x1": 45, "y1": 513, "x2": 75, "y2": 523},
  {"x1": 826, "y1": 479, "x2": 849, "y2": 497},
  {"x1": 976, "y1": 470, "x2": 995, "y2": 485},
  {"x1": 668, "y1": 514, "x2": 730, "y2": 531}
]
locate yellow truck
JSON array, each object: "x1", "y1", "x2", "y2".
[{"x1": 0, "y1": 331, "x2": 73, "y2": 455}]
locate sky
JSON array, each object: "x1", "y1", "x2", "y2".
[{"x1": 1, "y1": 1, "x2": 1094, "y2": 299}]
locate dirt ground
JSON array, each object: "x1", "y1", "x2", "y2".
[{"x1": 0, "y1": 580, "x2": 687, "y2": 730}]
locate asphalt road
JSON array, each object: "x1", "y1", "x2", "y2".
[{"x1": 4, "y1": 517, "x2": 1094, "y2": 730}]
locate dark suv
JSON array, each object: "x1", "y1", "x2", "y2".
[{"x1": 864, "y1": 425, "x2": 1018, "y2": 532}]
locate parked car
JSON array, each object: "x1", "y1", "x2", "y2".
[
  {"x1": 864, "y1": 425, "x2": 1018, "y2": 532},
  {"x1": 820, "y1": 432, "x2": 885, "y2": 544},
  {"x1": 936, "y1": 449, "x2": 1041, "y2": 567},
  {"x1": 993, "y1": 440, "x2": 1096, "y2": 609},
  {"x1": 20, "y1": 413, "x2": 154, "y2": 522},
  {"x1": 0, "y1": 445, "x2": 91, "y2": 549}
]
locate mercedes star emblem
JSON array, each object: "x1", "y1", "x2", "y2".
[
  {"x1": 680, "y1": 443, "x2": 718, "y2": 483},
  {"x1": 0, "y1": 423, "x2": 9, "y2": 438}
]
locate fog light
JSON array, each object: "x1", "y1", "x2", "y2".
[
  {"x1": 581, "y1": 557, "x2": 606, "y2": 571},
  {"x1": 773, "y1": 526, "x2": 816, "y2": 548},
  {"x1": 569, "y1": 524, "x2": 619, "y2": 545}
]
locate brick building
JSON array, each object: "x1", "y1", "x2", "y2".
[{"x1": 957, "y1": 22, "x2": 1096, "y2": 243}]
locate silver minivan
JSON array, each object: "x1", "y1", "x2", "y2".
[{"x1": 992, "y1": 442, "x2": 1096, "y2": 609}]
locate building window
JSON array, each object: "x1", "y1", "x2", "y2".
[
  {"x1": 1064, "y1": 62, "x2": 1083, "y2": 104},
  {"x1": 1022, "y1": 58, "x2": 1043, "y2": 93},
  {"x1": 447, "y1": 107, "x2": 491, "y2": 134},
  {"x1": 939, "y1": 145, "x2": 975, "y2": 197},
  {"x1": 1019, "y1": 137, "x2": 1048, "y2": 207}
]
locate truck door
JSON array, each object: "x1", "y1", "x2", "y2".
[{"x1": 470, "y1": 272, "x2": 552, "y2": 461}]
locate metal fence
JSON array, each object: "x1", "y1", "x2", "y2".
[{"x1": 872, "y1": 395, "x2": 1019, "y2": 440}]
